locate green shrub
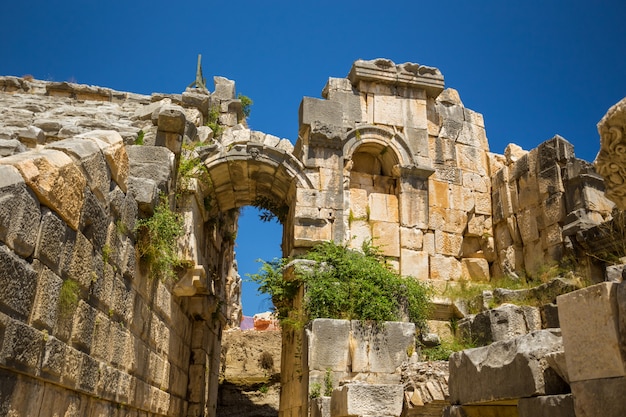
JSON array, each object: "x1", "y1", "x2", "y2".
[
  {"x1": 248, "y1": 241, "x2": 433, "y2": 332},
  {"x1": 135, "y1": 196, "x2": 184, "y2": 281},
  {"x1": 238, "y1": 93, "x2": 253, "y2": 118},
  {"x1": 309, "y1": 382, "x2": 322, "y2": 399},
  {"x1": 134, "y1": 130, "x2": 145, "y2": 145}
]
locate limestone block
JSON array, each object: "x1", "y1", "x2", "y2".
[
  {"x1": 127, "y1": 145, "x2": 174, "y2": 192},
  {"x1": 448, "y1": 329, "x2": 566, "y2": 404},
  {"x1": 456, "y1": 143, "x2": 488, "y2": 175},
  {"x1": 30, "y1": 262, "x2": 62, "y2": 331},
  {"x1": 571, "y1": 377, "x2": 626, "y2": 417},
  {"x1": 541, "y1": 193, "x2": 565, "y2": 226},
  {"x1": 430, "y1": 255, "x2": 462, "y2": 281},
  {"x1": 213, "y1": 76, "x2": 235, "y2": 99},
  {"x1": 77, "y1": 130, "x2": 129, "y2": 192},
  {"x1": 372, "y1": 221, "x2": 400, "y2": 257},
  {"x1": 400, "y1": 249, "x2": 429, "y2": 279},
  {"x1": 400, "y1": 227, "x2": 423, "y2": 250},
  {"x1": 540, "y1": 223, "x2": 562, "y2": 249},
  {"x1": 435, "y1": 230, "x2": 463, "y2": 257},
  {"x1": 319, "y1": 167, "x2": 342, "y2": 191},
  {"x1": 457, "y1": 122, "x2": 489, "y2": 151},
  {"x1": 294, "y1": 220, "x2": 332, "y2": 247},
  {"x1": 582, "y1": 184, "x2": 616, "y2": 213},
  {"x1": 307, "y1": 319, "x2": 351, "y2": 371},
  {"x1": 1, "y1": 149, "x2": 86, "y2": 230},
  {"x1": 300, "y1": 97, "x2": 343, "y2": 128},
  {"x1": 557, "y1": 282, "x2": 625, "y2": 382},
  {"x1": 46, "y1": 137, "x2": 110, "y2": 203},
  {"x1": 0, "y1": 164, "x2": 40, "y2": 257},
  {"x1": 517, "y1": 208, "x2": 539, "y2": 244},
  {"x1": 331, "y1": 384, "x2": 404, "y2": 417},
  {"x1": 373, "y1": 94, "x2": 403, "y2": 127},
  {"x1": 517, "y1": 172, "x2": 539, "y2": 210},
  {"x1": 400, "y1": 189, "x2": 429, "y2": 228},
  {"x1": 430, "y1": 136, "x2": 457, "y2": 165},
  {"x1": 40, "y1": 335, "x2": 67, "y2": 380},
  {"x1": 127, "y1": 176, "x2": 159, "y2": 215},
  {"x1": 349, "y1": 188, "x2": 368, "y2": 219},
  {"x1": 61, "y1": 345, "x2": 83, "y2": 387},
  {"x1": 348, "y1": 220, "x2": 371, "y2": 252},
  {"x1": 182, "y1": 90, "x2": 210, "y2": 115},
  {"x1": 463, "y1": 172, "x2": 489, "y2": 194},
  {"x1": 473, "y1": 191, "x2": 492, "y2": 215},
  {"x1": 429, "y1": 207, "x2": 467, "y2": 234},
  {"x1": 461, "y1": 258, "x2": 490, "y2": 282},
  {"x1": 70, "y1": 300, "x2": 97, "y2": 352},
  {"x1": 369, "y1": 193, "x2": 398, "y2": 222},
  {"x1": 0, "y1": 313, "x2": 44, "y2": 374},
  {"x1": 466, "y1": 213, "x2": 490, "y2": 237},
  {"x1": 350, "y1": 320, "x2": 414, "y2": 374},
  {"x1": 537, "y1": 164, "x2": 564, "y2": 198},
  {"x1": 429, "y1": 179, "x2": 450, "y2": 208},
  {"x1": 0, "y1": 138, "x2": 27, "y2": 156},
  {"x1": 17, "y1": 125, "x2": 45, "y2": 147},
  {"x1": 0, "y1": 246, "x2": 38, "y2": 321}
]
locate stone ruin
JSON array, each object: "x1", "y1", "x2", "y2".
[{"x1": 0, "y1": 58, "x2": 624, "y2": 417}]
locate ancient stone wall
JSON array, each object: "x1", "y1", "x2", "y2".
[
  {"x1": 0, "y1": 60, "x2": 621, "y2": 417},
  {"x1": 0, "y1": 77, "x2": 239, "y2": 417},
  {"x1": 490, "y1": 136, "x2": 615, "y2": 278}
]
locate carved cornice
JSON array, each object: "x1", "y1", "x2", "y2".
[
  {"x1": 595, "y1": 97, "x2": 626, "y2": 209},
  {"x1": 347, "y1": 58, "x2": 445, "y2": 98}
]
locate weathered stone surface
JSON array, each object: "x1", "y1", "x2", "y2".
[
  {"x1": 0, "y1": 149, "x2": 86, "y2": 230},
  {"x1": 46, "y1": 137, "x2": 110, "y2": 203},
  {"x1": 331, "y1": 383, "x2": 404, "y2": 417},
  {"x1": 596, "y1": 96, "x2": 626, "y2": 209},
  {"x1": 307, "y1": 319, "x2": 351, "y2": 372},
  {"x1": 350, "y1": 320, "x2": 415, "y2": 374},
  {"x1": 517, "y1": 394, "x2": 574, "y2": 417},
  {"x1": 448, "y1": 329, "x2": 566, "y2": 404},
  {"x1": 213, "y1": 76, "x2": 236, "y2": 100},
  {"x1": 127, "y1": 145, "x2": 174, "y2": 193},
  {"x1": 557, "y1": 282, "x2": 626, "y2": 382},
  {"x1": 0, "y1": 164, "x2": 40, "y2": 257},
  {"x1": 76, "y1": 130, "x2": 129, "y2": 192},
  {"x1": 0, "y1": 246, "x2": 38, "y2": 321},
  {"x1": 571, "y1": 377, "x2": 626, "y2": 417}
]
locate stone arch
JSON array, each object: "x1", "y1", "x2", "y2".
[
  {"x1": 201, "y1": 138, "x2": 315, "y2": 255},
  {"x1": 342, "y1": 125, "x2": 415, "y2": 170}
]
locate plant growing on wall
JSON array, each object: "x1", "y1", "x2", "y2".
[
  {"x1": 135, "y1": 196, "x2": 184, "y2": 281},
  {"x1": 178, "y1": 144, "x2": 211, "y2": 191},
  {"x1": 248, "y1": 241, "x2": 433, "y2": 332},
  {"x1": 205, "y1": 106, "x2": 223, "y2": 138},
  {"x1": 238, "y1": 93, "x2": 253, "y2": 119},
  {"x1": 251, "y1": 195, "x2": 288, "y2": 224}
]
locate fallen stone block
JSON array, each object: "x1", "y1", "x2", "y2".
[
  {"x1": 557, "y1": 282, "x2": 625, "y2": 382},
  {"x1": 518, "y1": 394, "x2": 574, "y2": 417},
  {"x1": 330, "y1": 383, "x2": 404, "y2": 417},
  {"x1": 571, "y1": 376, "x2": 626, "y2": 417},
  {"x1": 448, "y1": 329, "x2": 567, "y2": 404}
]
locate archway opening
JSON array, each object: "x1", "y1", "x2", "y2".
[{"x1": 235, "y1": 205, "x2": 282, "y2": 322}]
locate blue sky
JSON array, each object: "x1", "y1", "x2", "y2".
[{"x1": 2, "y1": 0, "x2": 625, "y2": 316}]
